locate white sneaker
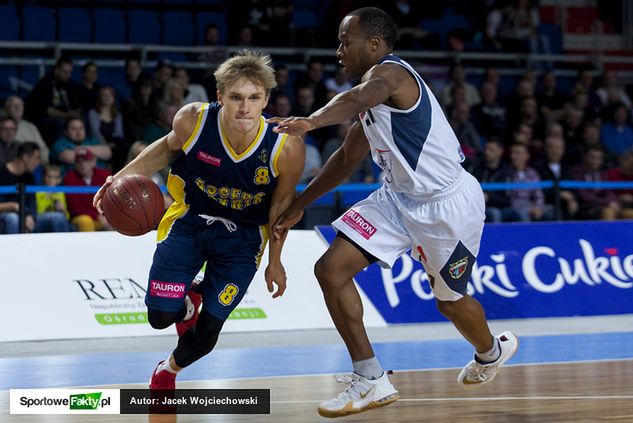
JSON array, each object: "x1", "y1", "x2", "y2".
[
  {"x1": 318, "y1": 371, "x2": 399, "y2": 418},
  {"x1": 458, "y1": 331, "x2": 519, "y2": 389}
]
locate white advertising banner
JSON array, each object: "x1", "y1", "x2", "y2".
[{"x1": 0, "y1": 230, "x2": 385, "y2": 342}]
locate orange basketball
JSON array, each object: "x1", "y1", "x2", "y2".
[{"x1": 102, "y1": 174, "x2": 165, "y2": 236}]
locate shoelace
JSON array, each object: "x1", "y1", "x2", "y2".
[
  {"x1": 468, "y1": 362, "x2": 488, "y2": 382},
  {"x1": 198, "y1": 214, "x2": 237, "y2": 232},
  {"x1": 333, "y1": 374, "x2": 361, "y2": 398}
]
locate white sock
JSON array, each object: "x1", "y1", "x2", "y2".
[
  {"x1": 353, "y1": 357, "x2": 384, "y2": 380},
  {"x1": 158, "y1": 356, "x2": 179, "y2": 374},
  {"x1": 476, "y1": 338, "x2": 501, "y2": 364}
]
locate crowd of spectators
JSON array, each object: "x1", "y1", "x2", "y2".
[{"x1": 1, "y1": 1, "x2": 632, "y2": 233}]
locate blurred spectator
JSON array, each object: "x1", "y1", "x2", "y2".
[
  {"x1": 606, "y1": 150, "x2": 633, "y2": 219},
  {"x1": 467, "y1": 138, "x2": 519, "y2": 222},
  {"x1": 601, "y1": 104, "x2": 633, "y2": 156},
  {"x1": 35, "y1": 164, "x2": 72, "y2": 233},
  {"x1": 538, "y1": 71, "x2": 567, "y2": 122},
  {"x1": 236, "y1": 25, "x2": 254, "y2": 47},
  {"x1": 300, "y1": 136, "x2": 322, "y2": 184},
  {"x1": 88, "y1": 86, "x2": 127, "y2": 171},
  {"x1": 273, "y1": 94, "x2": 292, "y2": 118},
  {"x1": 265, "y1": 0, "x2": 293, "y2": 46},
  {"x1": 507, "y1": 78, "x2": 535, "y2": 125},
  {"x1": 63, "y1": 148, "x2": 112, "y2": 231},
  {"x1": 509, "y1": 142, "x2": 548, "y2": 221},
  {"x1": 25, "y1": 57, "x2": 79, "y2": 143},
  {"x1": 76, "y1": 61, "x2": 100, "y2": 112},
  {"x1": 325, "y1": 67, "x2": 353, "y2": 98},
  {"x1": 294, "y1": 59, "x2": 328, "y2": 108},
  {"x1": 143, "y1": 102, "x2": 178, "y2": 144},
  {"x1": 50, "y1": 117, "x2": 112, "y2": 172},
  {"x1": 0, "y1": 117, "x2": 20, "y2": 166},
  {"x1": 487, "y1": 0, "x2": 551, "y2": 57},
  {"x1": 449, "y1": 100, "x2": 481, "y2": 158},
  {"x1": 441, "y1": 64, "x2": 481, "y2": 107},
  {"x1": 116, "y1": 58, "x2": 144, "y2": 103},
  {"x1": 472, "y1": 82, "x2": 507, "y2": 138},
  {"x1": 162, "y1": 78, "x2": 186, "y2": 109},
  {"x1": 174, "y1": 68, "x2": 209, "y2": 104},
  {"x1": 271, "y1": 64, "x2": 295, "y2": 104},
  {"x1": 292, "y1": 85, "x2": 317, "y2": 117},
  {"x1": 322, "y1": 120, "x2": 375, "y2": 183},
  {"x1": 152, "y1": 61, "x2": 174, "y2": 96},
  {"x1": 0, "y1": 142, "x2": 40, "y2": 233},
  {"x1": 4, "y1": 96, "x2": 48, "y2": 163},
  {"x1": 386, "y1": 0, "x2": 432, "y2": 49},
  {"x1": 514, "y1": 97, "x2": 545, "y2": 156},
  {"x1": 572, "y1": 146, "x2": 620, "y2": 220},
  {"x1": 573, "y1": 68, "x2": 595, "y2": 97},
  {"x1": 594, "y1": 70, "x2": 632, "y2": 110},
  {"x1": 122, "y1": 77, "x2": 154, "y2": 140},
  {"x1": 197, "y1": 24, "x2": 227, "y2": 65},
  {"x1": 562, "y1": 106, "x2": 584, "y2": 153},
  {"x1": 535, "y1": 136, "x2": 578, "y2": 219}
]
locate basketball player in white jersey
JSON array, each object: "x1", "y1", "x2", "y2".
[{"x1": 269, "y1": 7, "x2": 518, "y2": 418}]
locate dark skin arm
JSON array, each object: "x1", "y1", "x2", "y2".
[
  {"x1": 268, "y1": 62, "x2": 418, "y2": 135},
  {"x1": 272, "y1": 121, "x2": 370, "y2": 238}
]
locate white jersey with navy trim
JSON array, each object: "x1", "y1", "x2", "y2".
[{"x1": 359, "y1": 54, "x2": 466, "y2": 198}]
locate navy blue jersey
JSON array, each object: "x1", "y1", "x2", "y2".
[{"x1": 161, "y1": 102, "x2": 287, "y2": 237}]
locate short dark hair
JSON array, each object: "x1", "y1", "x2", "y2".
[
  {"x1": 55, "y1": 57, "x2": 73, "y2": 68},
  {"x1": 17, "y1": 142, "x2": 39, "y2": 158},
  {"x1": 83, "y1": 61, "x2": 97, "y2": 73},
  {"x1": 348, "y1": 7, "x2": 397, "y2": 49},
  {"x1": 64, "y1": 116, "x2": 84, "y2": 130},
  {"x1": 0, "y1": 116, "x2": 17, "y2": 127}
]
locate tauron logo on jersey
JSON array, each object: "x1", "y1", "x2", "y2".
[
  {"x1": 150, "y1": 281, "x2": 186, "y2": 298},
  {"x1": 342, "y1": 210, "x2": 377, "y2": 240},
  {"x1": 197, "y1": 150, "x2": 222, "y2": 167},
  {"x1": 449, "y1": 257, "x2": 469, "y2": 279}
]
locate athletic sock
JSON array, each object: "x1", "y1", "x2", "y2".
[
  {"x1": 353, "y1": 357, "x2": 384, "y2": 380},
  {"x1": 475, "y1": 337, "x2": 501, "y2": 364},
  {"x1": 158, "y1": 356, "x2": 180, "y2": 374}
]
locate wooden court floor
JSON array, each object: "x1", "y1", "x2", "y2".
[{"x1": 5, "y1": 359, "x2": 633, "y2": 423}]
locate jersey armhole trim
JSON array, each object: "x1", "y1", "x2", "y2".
[
  {"x1": 270, "y1": 133, "x2": 288, "y2": 178},
  {"x1": 182, "y1": 103, "x2": 210, "y2": 154}
]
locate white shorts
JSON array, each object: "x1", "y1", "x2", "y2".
[{"x1": 332, "y1": 171, "x2": 485, "y2": 301}]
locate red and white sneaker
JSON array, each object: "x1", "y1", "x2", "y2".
[
  {"x1": 176, "y1": 289, "x2": 202, "y2": 336},
  {"x1": 149, "y1": 360, "x2": 176, "y2": 390}
]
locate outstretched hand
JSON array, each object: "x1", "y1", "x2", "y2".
[
  {"x1": 93, "y1": 175, "x2": 114, "y2": 214},
  {"x1": 267, "y1": 116, "x2": 314, "y2": 136}
]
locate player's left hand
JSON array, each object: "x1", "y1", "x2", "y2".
[
  {"x1": 267, "y1": 116, "x2": 315, "y2": 136},
  {"x1": 265, "y1": 262, "x2": 287, "y2": 298}
]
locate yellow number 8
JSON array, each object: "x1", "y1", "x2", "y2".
[
  {"x1": 254, "y1": 167, "x2": 270, "y2": 185},
  {"x1": 219, "y1": 283, "x2": 239, "y2": 306}
]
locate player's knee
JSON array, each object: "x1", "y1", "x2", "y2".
[
  {"x1": 314, "y1": 255, "x2": 337, "y2": 290},
  {"x1": 147, "y1": 309, "x2": 180, "y2": 330},
  {"x1": 195, "y1": 309, "x2": 225, "y2": 339}
]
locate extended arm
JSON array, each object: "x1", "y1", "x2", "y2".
[
  {"x1": 273, "y1": 121, "x2": 370, "y2": 236},
  {"x1": 265, "y1": 135, "x2": 305, "y2": 298},
  {"x1": 93, "y1": 102, "x2": 202, "y2": 211}
]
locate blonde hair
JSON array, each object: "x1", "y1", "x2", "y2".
[{"x1": 213, "y1": 50, "x2": 277, "y2": 95}]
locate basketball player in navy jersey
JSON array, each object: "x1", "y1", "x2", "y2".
[
  {"x1": 270, "y1": 8, "x2": 518, "y2": 418},
  {"x1": 94, "y1": 51, "x2": 305, "y2": 390}
]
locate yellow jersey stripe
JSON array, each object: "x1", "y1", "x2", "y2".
[
  {"x1": 271, "y1": 134, "x2": 288, "y2": 178},
  {"x1": 255, "y1": 225, "x2": 269, "y2": 268},
  {"x1": 182, "y1": 103, "x2": 209, "y2": 153},
  {"x1": 219, "y1": 113, "x2": 267, "y2": 162},
  {"x1": 156, "y1": 173, "x2": 189, "y2": 243}
]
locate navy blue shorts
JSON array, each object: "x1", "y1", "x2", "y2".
[{"x1": 145, "y1": 212, "x2": 267, "y2": 321}]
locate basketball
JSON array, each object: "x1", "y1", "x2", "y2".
[{"x1": 102, "y1": 174, "x2": 165, "y2": 236}]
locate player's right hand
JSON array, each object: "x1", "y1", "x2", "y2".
[
  {"x1": 273, "y1": 204, "x2": 304, "y2": 240},
  {"x1": 93, "y1": 175, "x2": 114, "y2": 214},
  {"x1": 267, "y1": 116, "x2": 314, "y2": 136}
]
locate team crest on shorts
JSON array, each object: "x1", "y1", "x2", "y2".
[{"x1": 449, "y1": 256, "x2": 469, "y2": 279}]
